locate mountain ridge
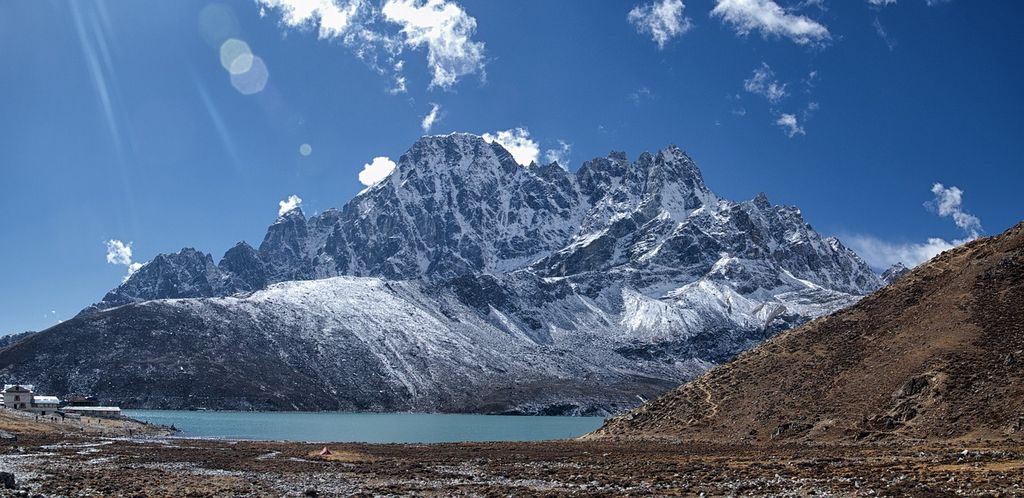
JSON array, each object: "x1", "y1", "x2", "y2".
[
  {"x1": 3, "y1": 134, "x2": 890, "y2": 414},
  {"x1": 88, "y1": 133, "x2": 882, "y2": 311}
]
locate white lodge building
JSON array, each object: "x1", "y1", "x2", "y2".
[
  {"x1": 3, "y1": 384, "x2": 34, "y2": 410},
  {"x1": 2, "y1": 384, "x2": 122, "y2": 418},
  {"x1": 3, "y1": 385, "x2": 68, "y2": 416}
]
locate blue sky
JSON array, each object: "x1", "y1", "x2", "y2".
[{"x1": 1, "y1": 0, "x2": 1021, "y2": 335}]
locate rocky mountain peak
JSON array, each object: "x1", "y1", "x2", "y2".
[
  {"x1": 259, "y1": 205, "x2": 313, "y2": 283},
  {"x1": 404, "y1": 133, "x2": 520, "y2": 177},
  {"x1": 638, "y1": 145, "x2": 717, "y2": 220},
  {"x1": 218, "y1": 242, "x2": 267, "y2": 292},
  {"x1": 99, "y1": 247, "x2": 222, "y2": 307},
  {"x1": 753, "y1": 192, "x2": 771, "y2": 209},
  {"x1": 881, "y1": 262, "x2": 911, "y2": 285},
  {"x1": 274, "y1": 205, "x2": 306, "y2": 223}
]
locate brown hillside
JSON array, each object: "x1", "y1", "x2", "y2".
[{"x1": 589, "y1": 221, "x2": 1024, "y2": 444}]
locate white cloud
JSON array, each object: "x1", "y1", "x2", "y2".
[
  {"x1": 481, "y1": 128, "x2": 540, "y2": 166},
  {"x1": 381, "y1": 0, "x2": 486, "y2": 89},
  {"x1": 845, "y1": 235, "x2": 958, "y2": 270},
  {"x1": 257, "y1": 0, "x2": 485, "y2": 91},
  {"x1": 105, "y1": 239, "x2": 133, "y2": 266},
  {"x1": 257, "y1": 0, "x2": 366, "y2": 39},
  {"x1": 359, "y1": 156, "x2": 397, "y2": 186},
  {"x1": 105, "y1": 239, "x2": 146, "y2": 282},
  {"x1": 127, "y1": 262, "x2": 144, "y2": 277},
  {"x1": 927, "y1": 183, "x2": 982, "y2": 237},
  {"x1": 278, "y1": 194, "x2": 303, "y2": 216},
  {"x1": 421, "y1": 102, "x2": 441, "y2": 132},
  {"x1": 544, "y1": 140, "x2": 572, "y2": 168},
  {"x1": 744, "y1": 63, "x2": 787, "y2": 104},
  {"x1": 775, "y1": 113, "x2": 804, "y2": 137},
  {"x1": 711, "y1": 0, "x2": 830, "y2": 45},
  {"x1": 844, "y1": 183, "x2": 983, "y2": 271},
  {"x1": 628, "y1": 0, "x2": 693, "y2": 49}
]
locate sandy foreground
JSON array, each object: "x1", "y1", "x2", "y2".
[{"x1": 0, "y1": 412, "x2": 1022, "y2": 497}]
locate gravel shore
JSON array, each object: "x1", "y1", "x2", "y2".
[{"x1": 0, "y1": 414, "x2": 1022, "y2": 497}]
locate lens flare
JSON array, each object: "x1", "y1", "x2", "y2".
[
  {"x1": 229, "y1": 52, "x2": 254, "y2": 75},
  {"x1": 230, "y1": 56, "x2": 269, "y2": 95},
  {"x1": 299, "y1": 143, "x2": 313, "y2": 156},
  {"x1": 219, "y1": 38, "x2": 252, "y2": 75},
  {"x1": 198, "y1": 3, "x2": 239, "y2": 48}
]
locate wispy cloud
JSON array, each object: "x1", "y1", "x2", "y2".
[
  {"x1": 775, "y1": 113, "x2": 805, "y2": 137},
  {"x1": 544, "y1": 140, "x2": 572, "y2": 168},
  {"x1": 278, "y1": 194, "x2": 303, "y2": 216},
  {"x1": 869, "y1": 1, "x2": 951, "y2": 8},
  {"x1": 744, "y1": 62, "x2": 787, "y2": 104},
  {"x1": 712, "y1": 0, "x2": 830, "y2": 45},
  {"x1": 844, "y1": 183, "x2": 983, "y2": 270},
  {"x1": 421, "y1": 103, "x2": 442, "y2": 132},
  {"x1": 628, "y1": 86, "x2": 655, "y2": 105},
  {"x1": 628, "y1": 0, "x2": 693, "y2": 49},
  {"x1": 482, "y1": 128, "x2": 540, "y2": 166},
  {"x1": 740, "y1": 63, "x2": 819, "y2": 136},
  {"x1": 256, "y1": 0, "x2": 486, "y2": 91},
  {"x1": 359, "y1": 156, "x2": 397, "y2": 186},
  {"x1": 927, "y1": 183, "x2": 982, "y2": 237},
  {"x1": 872, "y1": 17, "x2": 896, "y2": 50},
  {"x1": 844, "y1": 235, "x2": 957, "y2": 271}
]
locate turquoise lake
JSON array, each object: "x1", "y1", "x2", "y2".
[{"x1": 123, "y1": 410, "x2": 606, "y2": 443}]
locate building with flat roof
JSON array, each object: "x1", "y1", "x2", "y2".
[
  {"x1": 31, "y1": 395, "x2": 61, "y2": 416},
  {"x1": 61, "y1": 406, "x2": 122, "y2": 418}
]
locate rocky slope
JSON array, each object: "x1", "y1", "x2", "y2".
[
  {"x1": 589, "y1": 221, "x2": 1024, "y2": 442},
  {"x1": 1, "y1": 134, "x2": 887, "y2": 413}
]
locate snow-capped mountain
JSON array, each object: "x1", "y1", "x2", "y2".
[
  {"x1": 8, "y1": 134, "x2": 885, "y2": 414},
  {"x1": 95, "y1": 134, "x2": 880, "y2": 308},
  {"x1": 880, "y1": 262, "x2": 911, "y2": 285}
]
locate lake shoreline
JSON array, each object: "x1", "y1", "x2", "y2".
[{"x1": 3, "y1": 422, "x2": 1023, "y2": 496}]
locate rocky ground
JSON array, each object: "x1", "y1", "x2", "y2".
[{"x1": 0, "y1": 413, "x2": 1022, "y2": 497}]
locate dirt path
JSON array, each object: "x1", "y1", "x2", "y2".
[{"x1": 696, "y1": 378, "x2": 719, "y2": 419}]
